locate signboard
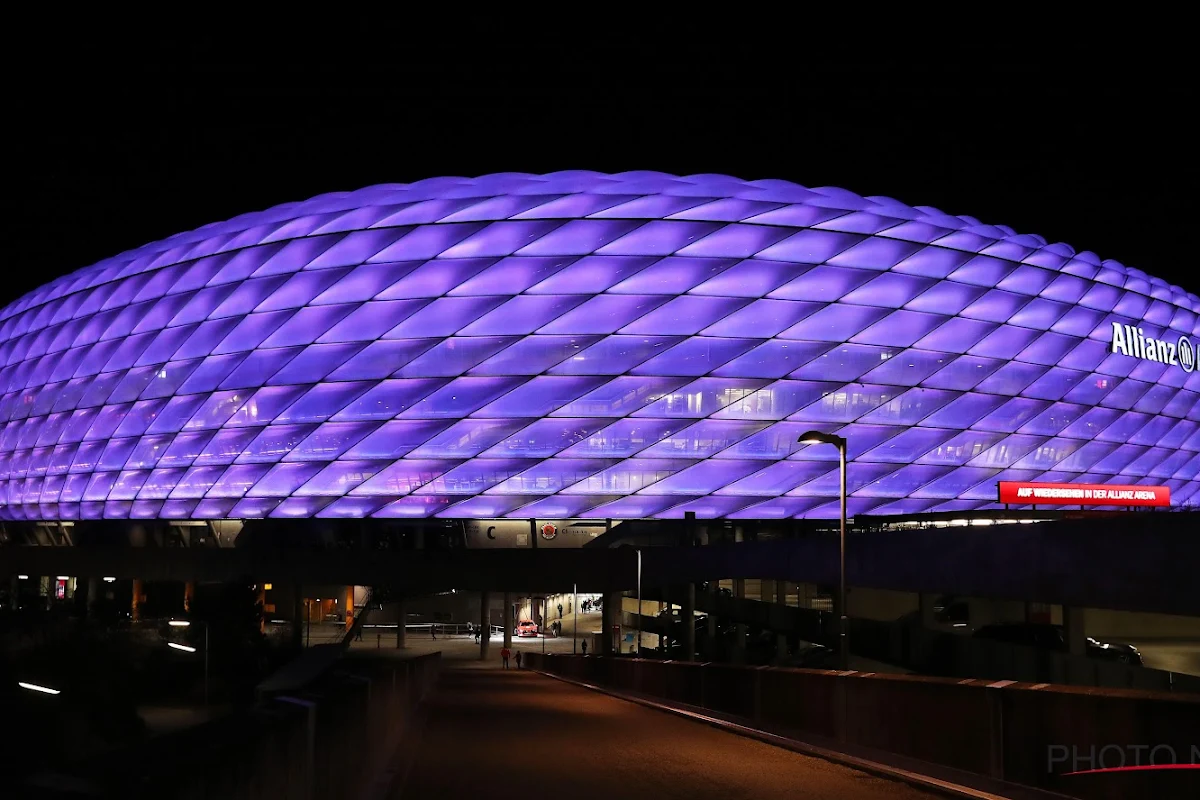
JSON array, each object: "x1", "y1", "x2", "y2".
[
  {"x1": 1110, "y1": 322, "x2": 1196, "y2": 374},
  {"x1": 997, "y1": 481, "x2": 1170, "y2": 507},
  {"x1": 463, "y1": 520, "x2": 610, "y2": 549}
]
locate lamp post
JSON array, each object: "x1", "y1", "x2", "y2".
[
  {"x1": 170, "y1": 619, "x2": 209, "y2": 706},
  {"x1": 798, "y1": 430, "x2": 849, "y2": 671},
  {"x1": 573, "y1": 582, "x2": 578, "y2": 655}
]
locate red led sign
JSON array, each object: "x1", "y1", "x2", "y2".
[{"x1": 997, "y1": 481, "x2": 1170, "y2": 507}]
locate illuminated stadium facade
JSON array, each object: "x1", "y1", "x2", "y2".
[{"x1": 1, "y1": 171, "x2": 1199, "y2": 522}]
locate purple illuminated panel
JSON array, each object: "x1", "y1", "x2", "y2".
[{"x1": 1, "y1": 172, "x2": 1194, "y2": 521}]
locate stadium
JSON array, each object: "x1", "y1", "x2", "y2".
[{"x1": 1, "y1": 171, "x2": 1196, "y2": 521}]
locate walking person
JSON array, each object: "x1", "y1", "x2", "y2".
[
  {"x1": 581, "y1": 639, "x2": 588, "y2": 656},
  {"x1": 501, "y1": 646, "x2": 512, "y2": 669},
  {"x1": 515, "y1": 651, "x2": 523, "y2": 669}
]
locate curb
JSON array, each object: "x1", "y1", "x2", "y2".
[{"x1": 531, "y1": 669, "x2": 1067, "y2": 800}]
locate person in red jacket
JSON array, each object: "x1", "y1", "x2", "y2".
[{"x1": 500, "y1": 646, "x2": 512, "y2": 669}]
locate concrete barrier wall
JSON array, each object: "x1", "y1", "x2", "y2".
[
  {"x1": 525, "y1": 653, "x2": 1200, "y2": 800},
  {"x1": 48, "y1": 652, "x2": 441, "y2": 799}
]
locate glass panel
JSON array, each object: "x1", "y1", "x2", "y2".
[
  {"x1": 1011, "y1": 438, "x2": 1084, "y2": 470},
  {"x1": 254, "y1": 267, "x2": 350, "y2": 311},
  {"x1": 768, "y1": 265, "x2": 874, "y2": 302},
  {"x1": 489, "y1": 459, "x2": 618, "y2": 494},
  {"x1": 618, "y1": 296, "x2": 750, "y2": 336},
  {"x1": 342, "y1": 420, "x2": 454, "y2": 460},
  {"x1": 267, "y1": 342, "x2": 369, "y2": 385},
  {"x1": 851, "y1": 310, "x2": 946, "y2": 347},
  {"x1": 640, "y1": 459, "x2": 762, "y2": 495},
  {"x1": 294, "y1": 460, "x2": 389, "y2": 496},
  {"x1": 109, "y1": 470, "x2": 149, "y2": 500},
  {"x1": 225, "y1": 385, "x2": 309, "y2": 427},
  {"x1": 918, "y1": 393, "x2": 1009, "y2": 429},
  {"x1": 396, "y1": 337, "x2": 519, "y2": 377},
  {"x1": 260, "y1": 304, "x2": 356, "y2": 348},
  {"x1": 194, "y1": 428, "x2": 262, "y2": 466},
  {"x1": 966, "y1": 434, "x2": 1048, "y2": 468},
  {"x1": 756, "y1": 229, "x2": 862, "y2": 264},
  {"x1": 236, "y1": 424, "x2": 317, "y2": 463},
  {"x1": 841, "y1": 273, "x2": 936, "y2": 308},
  {"x1": 275, "y1": 382, "x2": 374, "y2": 424},
  {"x1": 595, "y1": 220, "x2": 721, "y2": 256},
  {"x1": 382, "y1": 297, "x2": 507, "y2": 339},
  {"x1": 177, "y1": 354, "x2": 250, "y2": 395},
  {"x1": 1018, "y1": 402, "x2": 1087, "y2": 436},
  {"x1": 435, "y1": 495, "x2": 537, "y2": 519},
  {"x1": 318, "y1": 300, "x2": 432, "y2": 343},
  {"x1": 405, "y1": 419, "x2": 528, "y2": 458},
  {"x1": 548, "y1": 335, "x2": 683, "y2": 375},
  {"x1": 974, "y1": 362, "x2": 1050, "y2": 396},
  {"x1": 912, "y1": 467, "x2": 1000, "y2": 499},
  {"x1": 630, "y1": 338, "x2": 758, "y2": 377},
  {"x1": 1096, "y1": 411, "x2": 1154, "y2": 444},
  {"x1": 370, "y1": 495, "x2": 456, "y2": 518},
  {"x1": 608, "y1": 256, "x2": 738, "y2": 294},
  {"x1": 778, "y1": 304, "x2": 890, "y2": 342},
  {"x1": 485, "y1": 418, "x2": 614, "y2": 458},
  {"x1": 858, "y1": 427, "x2": 957, "y2": 463},
  {"x1": 525, "y1": 255, "x2": 659, "y2": 294},
  {"x1": 858, "y1": 350, "x2": 949, "y2": 386},
  {"x1": 397, "y1": 376, "x2": 523, "y2": 419},
  {"x1": 726, "y1": 496, "x2": 827, "y2": 519},
  {"x1": 504, "y1": 494, "x2": 615, "y2": 519},
  {"x1": 311, "y1": 261, "x2": 422, "y2": 304},
  {"x1": 156, "y1": 431, "x2": 215, "y2": 468},
  {"x1": 169, "y1": 465, "x2": 227, "y2": 499},
  {"x1": 701, "y1": 299, "x2": 822, "y2": 338},
  {"x1": 916, "y1": 430, "x2": 1009, "y2": 465},
  {"x1": 634, "y1": 378, "x2": 770, "y2": 418},
  {"x1": 473, "y1": 376, "x2": 606, "y2": 418},
  {"x1": 245, "y1": 462, "x2": 324, "y2": 497},
  {"x1": 791, "y1": 462, "x2": 900, "y2": 497},
  {"x1": 475, "y1": 335, "x2": 603, "y2": 375},
  {"x1": 218, "y1": 348, "x2": 302, "y2": 390},
  {"x1": 535, "y1": 295, "x2": 671, "y2": 335},
  {"x1": 551, "y1": 376, "x2": 686, "y2": 417},
  {"x1": 972, "y1": 398, "x2": 1052, "y2": 433},
  {"x1": 716, "y1": 460, "x2": 831, "y2": 496},
  {"x1": 449, "y1": 256, "x2": 577, "y2": 296},
  {"x1": 373, "y1": 257, "x2": 494, "y2": 298},
  {"x1": 125, "y1": 434, "x2": 173, "y2": 470},
  {"x1": 904, "y1": 282, "x2": 986, "y2": 315},
  {"x1": 688, "y1": 259, "x2": 801, "y2": 298},
  {"x1": 712, "y1": 340, "x2": 834, "y2": 379},
  {"x1": 350, "y1": 459, "x2": 461, "y2": 496},
  {"x1": 282, "y1": 421, "x2": 380, "y2": 462},
  {"x1": 638, "y1": 419, "x2": 768, "y2": 458},
  {"x1": 653, "y1": 495, "x2": 760, "y2": 518},
  {"x1": 137, "y1": 468, "x2": 185, "y2": 499},
  {"x1": 565, "y1": 459, "x2": 695, "y2": 494},
  {"x1": 316, "y1": 496, "x2": 390, "y2": 518}
]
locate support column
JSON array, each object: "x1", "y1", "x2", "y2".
[
  {"x1": 503, "y1": 592, "x2": 514, "y2": 650},
  {"x1": 479, "y1": 590, "x2": 491, "y2": 660},
  {"x1": 396, "y1": 598, "x2": 407, "y2": 649},
  {"x1": 775, "y1": 579, "x2": 788, "y2": 662},
  {"x1": 682, "y1": 583, "x2": 696, "y2": 662},
  {"x1": 184, "y1": 581, "x2": 195, "y2": 614},
  {"x1": 732, "y1": 577, "x2": 747, "y2": 663},
  {"x1": 131, "y1": 579, "x2": 144, "y2": 621},
  {"x1": 345, "y1": 586, "x2": 355, "y2": 632},
  {"x1": 1062, "y1": 606, "x2": 1086, "y2": 657},
  {"x1": 86, "y1": 578, "x2": 99, "y2": 618},
  {"x1": 291, "y1": 584, "x2": 304, "y2": 649}
]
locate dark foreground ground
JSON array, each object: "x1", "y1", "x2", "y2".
[{"x1": 394, "y1": 666, "x2": 940, "y2": 800}]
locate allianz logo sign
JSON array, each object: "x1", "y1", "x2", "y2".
[{"x1": 1110, "y1": 322, "x2": 1196, "y2": 373}]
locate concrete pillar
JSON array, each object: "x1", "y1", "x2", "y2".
[
  {"x1": 479, "y1": 590, "x2": 491, "y2": 660},
  {"x1": 705, "y1": 581, "x2": 717, "y2": 660},
  {"x1": 184, "y1": 581, "x2": 195, "y2": 613},
  {"x1": 732, "y1": 577, "x2": 747, "y2": 663},
  {"x1": 344, "y1": 586, "x2": 354, "y2": 632},
  {"x1": 131, "y1": 579, "x2": 143, "y2": 621},
  {"x1": 775, "y1": 579, "x2": 788, "y2": 661},
  {"x1": 396, "y1": 598, "x2": 407, "y2": 648},
  {"x1": 291, "y1": 585, "x2": 304, "y2": 649},
  {"x1": 503, "y1": 592, "x2": 514, "y2": 649},
  {"x1": 1063, "y1": 606, "x2": 1086, "y2": 657},
  {"x1": 601, "y1": 592, "x2": 615, "y2": 656},
  {"x1": 682, "y1": 583, "x2": 696, "y2": 662},
  {"x1": 85, "y1": 578, "x2": 99, "y2": 617}
]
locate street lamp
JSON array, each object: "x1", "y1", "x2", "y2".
[
  {"x1": 798, "y1": 430, "x2": 849, "y2": 671},
  {"x1": 170, "y1": 619, "x2": 209, "y2": 706},
  {"x1": 18, "y1": 681, "x2": 60, "y2": 695}
]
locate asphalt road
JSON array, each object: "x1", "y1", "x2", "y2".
[{"x1": 394, "y1": 667, "x2": 941, "y2": 800}]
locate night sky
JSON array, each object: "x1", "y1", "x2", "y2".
[{"x1": 6, "y1": 28, "x2": 1193, "y2": 308}]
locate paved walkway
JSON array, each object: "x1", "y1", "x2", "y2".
[{"x1": 392, "y1": 667, "x2": 941, "y2": 800}]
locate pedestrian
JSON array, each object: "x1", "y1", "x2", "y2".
[
  {"x1": 557, "y1": 602, "x2": 563, "y2": 619},
  {"x1": 581, "y1": 639, "x2": 588, "y2": 656},
  {"x1": 501, "y1": 646, "x2": 512, "y2": 669},
  {"x1": 515, "y1": 651, "x2": 523, "y2": 669},
  {"x1": 430, "y1": 624, "x2": 436, "y2": 640}
]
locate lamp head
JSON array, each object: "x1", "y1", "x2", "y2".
[{"x1": 798, "y1": 430, "x2": 845, "y2": 447}]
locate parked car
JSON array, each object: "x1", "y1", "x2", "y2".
[
  {"x1": 517, "y1": 619, "x2": 539, "y2": 638},
  {"x1": 972, "y1": 623, "x2": 1143, "y2": 665}
]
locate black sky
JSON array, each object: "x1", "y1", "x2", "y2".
[{"x1": 5, "y1": 26, "x2": 1194, "y2": 307}]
